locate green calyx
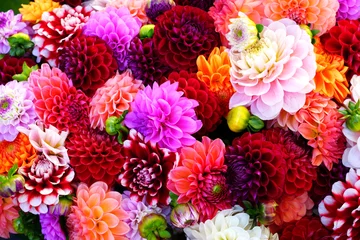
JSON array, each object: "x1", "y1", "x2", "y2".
[
  {"x1": 105, "y1": 110, "x2": 129, "y2": 144},
  {"x1": 339, "y1": 100, "x2": 360, "y2": 132},
  {"x1": 138, "y1": 213, "x2": 171, "y2": 240},
  {"x1": 13, "y1": 62, "x2": 38, "y2": 82}
]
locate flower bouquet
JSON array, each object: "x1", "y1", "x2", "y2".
[{"x1": 0, "y1": 0, "x2": 359, "y2": 239}]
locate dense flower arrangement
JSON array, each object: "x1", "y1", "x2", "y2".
[{"x1": 1, "y1": 0, "x2": 360, "y2": 239}]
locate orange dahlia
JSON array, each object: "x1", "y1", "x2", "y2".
[
  {"x1": 0, "y1": 133, "x2": 37, "y2": 174},
  {"x1": 313, "y1": 37, "x2": 349, "y2": 103},
  {"x1": 19, "y1": 0, "x2": 60, "y2": 24}
]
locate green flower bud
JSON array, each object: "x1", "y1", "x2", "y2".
[
  {"x1": 7, "y1": 33, "x2": 34, "y2": 57},
  {"x1": 139, "y1": 213, "x2": 171, "y2": 240},
  {"x1": 226, "y1": 106, "x2": 250, "y2": 132},
  {"x1": 170, "y1": 203, "x2": 199, "y2": 228},
  {"x1": 105, "y1": 116, "x2": 121, "y2": 135},
  {"x1": 139, "y1": 24, "x2": 155, "y2": 39}
]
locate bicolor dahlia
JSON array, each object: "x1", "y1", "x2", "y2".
[
  {"x1": 66, "y1": 127, "x2": 124, "y2": 186},
  {"x1": 39, "y1": 213, "x2": 66, "y2": 240},
  {"x1": 0, "y1": 197, "x2": 19, "y2": 239},
  {"x1": 19, "y1": 0, "x2": 61, "y2": 24},
  {"x1": 0, "y1": 133, "x2": 37, "y2": 174},
  {"x1": 83, "y1": 7, "x2": 141, "y2": 71},
  {"x1": 166, "y1": 71, "x2": 223, "y2": 136},
  {"x1": 197, "y1": 47, "x2": 234, "y2": 111},
  {"x1": 0, "y1": 80, "x2": 36, "y2": 142},
  {"x1": 106, "y1": 0, "x2": 148, "y2": 24},
  {"x1": 58, "y1": 34, "x2": 118, "y2": 97},
  {"x1": 32, "y1": 5, "x2": 92, "y2": 66},
  {"x1": 173, "y1": 0, "x2": 215, "y2": 11},
  {"x1": 321, "y1": 20, "x2": 360, "y2": 75},
  {"x1": 263, "y1": 0, "x2": 338, "y2": 35},
  {"x1": 119, "y1": 129, "x2": 178, "y2": 205},
  {"x1": 153, "y1": 6, "x2": 220, "y2": 72},
  {"x1": 0, "y1": 56, "x2": 36, "y2": 85},
  {"x1": 145, "y1": 0, "x2": 174, "y2": 23},
  {"x1": 225, "y1": 131, "x2": 286, "y2": 203},
  {"x1": 0, "y1": 10, "x2": 29, "y2": 54},
  {"x1": 127, "y1": 37, "x2": 171, "y2": 86},
  {"x1": 229, "y1": 18, "x2": 316, "y2": 120},
  {"x1": 319, "y1": 168, "x2": 360, "y2": 239},
  {"x1": 336, "y1": 0, "x2": 360, "y2": 20},
  {"x1": 167, "y1": 137, "x2": 231, "y2": 222},
  {"x1": 89, "y1": 70, "x2": 143, "y2": 130},
  {"x1": 67, "y1": 181, "x2": 129, "y2": 240},
  {"x1": 28, "y1": 64, "x2": 90, "y2": 133},
  {"x1": 17, "y1": 153, "x2": 75, "y2": 214},
  {"x1": 124, "y1": 81, "x2": 202, "y2": 152}
]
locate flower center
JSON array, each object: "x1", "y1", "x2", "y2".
[
  {"x1": 0, "y1": 97, "x2": 13, "y2": 116},
  {"x1": 286, "y1": 8, "x2": 306, "y2": 24},
  {"x1": 68, "y1": 102, "x2": 83, "y2": 121},
  {"x1": 34, "y1": 155, "x2": 52, "y2": 177},
  {"x1": 61, "y1": 12, "x2": 88, "y2": 32},
  {"x1": 246, "y1": 40, "x2": 265, "y2": 55},
  {"x1": 135, "y1": 168, "x2": 153, "y2": 187}
]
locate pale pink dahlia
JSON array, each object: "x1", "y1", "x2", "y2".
[
  {"x1": 106, "y1": 0, "x2": 148, "y2": 24},
  {"x1": 0, "y1": 197, "x2": 19, "y2": 238},
  {"x1": 89, "y1": 70, "x2": 143, "y2": 130},
  {"x1": 229, "y1": 18, "x2": 316, "y2": 120}
]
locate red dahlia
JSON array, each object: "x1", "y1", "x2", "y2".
[
  {"x1": 173, "y1": 0, "x2": 215, "y2": 11},
  {"x1": 0, "y1": 56, "x2": 36, "y2": 85}
]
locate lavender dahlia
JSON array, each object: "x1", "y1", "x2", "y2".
[{"x1": 39, "y1": 213, "x2": 66, "y2": 240}]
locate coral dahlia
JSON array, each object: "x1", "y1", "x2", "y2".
[
  {"x1": 0, "y1": 197, "x2": 19, "y2": 238},
  {"x1": 0, "y1": 56, "x2": 36, "y2": 85}
]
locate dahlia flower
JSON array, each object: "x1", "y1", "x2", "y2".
[
  {"x1": 39, "y1": 213, "x2": 66, "y2": 240},
  {"x1": 124, "y1": 81, "x2": 202, "y2": 152},
  {"x1": 0, "y1": 10, "x2": 29, "y2": 54},
  {"x1": 0, "y1": 56, "x2": 36, "y2": 85},
  {"x1": 106, "y1": 0, "x2": 148, "y2": 24},
  {"x1": 350, "y1": 74, "x2": 360, "y2": 102},
  {"x1": 0, "y1": 197, "x2": 19, "y2": 238},
  {"x1": 83, "y1": 7, "x2": 141, "y2": 71},
  {"x1": 19, "y1": 0, "x2": 61, "y2": 24},
  {"x1": 263, "y1": 0, "x2": 338, "y2": 35},
  {"x1": 67, "y1": 181, "x2": 129, "y2": 240},
  {"x1": 153, "y1": 5, "x2": 220, "y2": 72},
  {"x1": 28, "y1": 64, "x2": 90, "y2": 132},
  {"x1": 66, "y1": 127, "x2": 124, "y2": 186},
  {"x1": 32, "y1": 5, "x2": 92, "y2": 66},
  {"x1": 0, "y1": 80, "x2": 36, "y2": 142},
  {"x1": 319, "y1": 168, "x2": 360, "y2": 239},
  {"x1": 229, "y1": 18, "x2": 316, "y2": 120},
  {"x1": 89, "y1": 70, "x2": 143, "y2": 130},
  {"x1": 173, "y1": 0, "x2": 214, "y2": 11},
  {"x1": 53, "y1": 0, "x2": 83, "y2": 7},
  {"x1": 167, "y1": 137, "x2": 231, "y2": 222},
  {"x1": 16, "y1": 153, "x2": 75, "y2": 214},
  {"x1": 58, "y1": 34, "x2": 118, "y2": 97},
  {"x1": 145, "y1": 0, "x2": 174, "y2": 23},
  {"x1": 119, "y1": 129, "x2": 178, "y2": 205},
  {"x1": 336, "y1": 0, "x2": 360, "y2": 20},
  {"x1": 0, "y1": 133, "x2": 37, "y2": 174},
  {"x1": 82, "y1": 0, "x2": 108, "y2": 10}
]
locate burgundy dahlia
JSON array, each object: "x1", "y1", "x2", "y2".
[
  {"x1": 58, "y1": 35, "x2": 118, "y2": 97},
  {"x1": 166, "y1": 70, "x2": 223, "y2": 136},
  {"x1": 0, "y1": 56, "x2": 36, "y2": 84},
  {"x1": 66, "y1": 127, "x2": 124, "y2": 187},
  {"x1": 173, "y1": 0, "x2": 215, "y2": 11},
  {"x1": 127, "y1": 37, "x2": 171, "y2": 86},
  {"x1": 153, "y1": 5, "x2": 220, "y2": 72},
  {"x1": 145, "y1": 0, "x2": 173, "y2": 23},
  {"x1": 53, "y1": 0, "x2": 83, "y2": 8},
  {"x1": 119, "y1": 129, "x2": 178, "y2": 205}
]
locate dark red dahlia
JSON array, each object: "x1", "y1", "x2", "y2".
[
  {"x1": 53, "y1": 0, "x2": 83, "y2": 8},
  {"x1": 66, "y1": 127, "x2": 124, "y2": 187},
  {"x1": 153, "y1": 6, "x2": 220, "y2": 72},
  {"x1": 127, "y1": 37, "x2": 171, "y2": 86},
  {"x1": 166, "y1": 70, "x2": 223, "y2": 136},
  {"x1": 321, "y1": 20, "x2": 360, "y2": 75},
  {"x1": 225, "y1": 131, "x2": 286, "y2": 203},
  {"x1": 119, "y1": 129, "x2": 178, "y2": 205},
  {"x1": 58, "y1": 35, "x2": 118, "y2": 97},
  {"x1": 173, "y1": 0, "x2": 215, "y2": 11},
  {"x1": 0, "y1": 56, "x2": 36, "y2": 84}
]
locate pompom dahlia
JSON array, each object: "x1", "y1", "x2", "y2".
[
  {"x1": 32, "y1": 5, "x2": 92, "y2": 66},
  {"x1": 167, "y1": 137, "x2": 231, "y2": 222},
  {"x1": 19, "y1": 0, "x2": 61, "y2": 24},
  {"x1": 173, "y1": 0, "x2": 215, "y2": 11},
  {"x1": 319, "y1": 168, "x2": 360, "y2": 239},
  {"x1": 39, "y1": 213, "x2": 66, "y2": 240},
  {"x1": 29, "y1": 64, "x2": 90, "y2": 132},
  {"x1": 17, "y1": 153, "x2": 75, "y2": 214},
  {"x1": 0, "y1": 80, "x2": 36, "y2": 142},
  {"x1": 225, "y1": 131, "x2": 286, "y2": 203},
  {"x1": 263, "y1": 0, "x2": 339, "y2": 35},
  {"x1": 0, "y1": 56, "x2": 36, "y2": 85},
  {"x1": 83, "y1": 7, "x2": 141, "y2": 71},
  {"x1": 127, "y1": 37, "x2": 171, "y2": 86},
  {"x1": 145, "y1": 0, "x2": 174, "y2": 23},
  {"x1": 336, "y1": 0, "x2": 360, "y2": 20},
  {"x1": 0, "y1": 197, "x2": 19, "y2": 239},
  {"x1": 58, "y1": 34, "x2": 118, "y2": 97},
  {"x1": 89, "y1": 70, "x2": 143, "y2": 130},
  {"x1": 166, "y1": 71, "x2": 223, "y2": 136},
  {"x1": 153, "y1": 6, "x2": 220, "y2": 72},
  {"x1": 106, "y1": 0, "x2": 148, "y2": 24},
  {"x1": 67, "y1": 181, "x2": 129, "y2": 240},
  {"x1": 0, "y1": 133, "x2": 37, "y2": 174},
  {"x1": 119, "y1": 129, "x2": 178, "y2": 205},
  {"x1": 124, "y1": 81, "x2": 202, "y2": 152},
  {"x1": 229, "y1": 19, "x2": 316, "y2": 120},
  {"x1": 66, "y1": 127, "x2": 124, "y2": 186}
]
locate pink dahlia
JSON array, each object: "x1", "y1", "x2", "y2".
[
  {"x1": 89, "y1": 70, "x2": 143, "y2": 130},
  {"x1": 167, "y1": 137, "x2": 231, "y2": 222},
  {"x1": 32, "y1": 5, "x2": 92, "y2": 66},
  {"x1": 124, "y1": 81, "x2": 202, "y2": 152},
  {"x1": 0, "y1": 197, "x2": 19, "y2": 238},
  {"x1": 230, "y1": 18, "x2": 316, "y2": 120},
  {"x1": 28, "y1": 64, "x2": 90, "y2": 133}
]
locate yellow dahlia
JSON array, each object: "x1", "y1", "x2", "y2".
[{"x1": 19, "y1": 0, "x2": 61, "y2": 24}]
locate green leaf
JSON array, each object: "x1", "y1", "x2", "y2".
[
  {"x1": 0, "y1": 0, "x2": 30, "y2": 14},
  {"x1": 311, "y1": 29, "x2": 320, "y2": 36},
  {"x1": 256, "y1": 24, "x2": 264, "y2": 33},
  {"x1": 8, "y1": 164, "x2": 18, "y2": 178},
  {"x1": 243, "y1": 200, "x2": 253, "y2": 210}
]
